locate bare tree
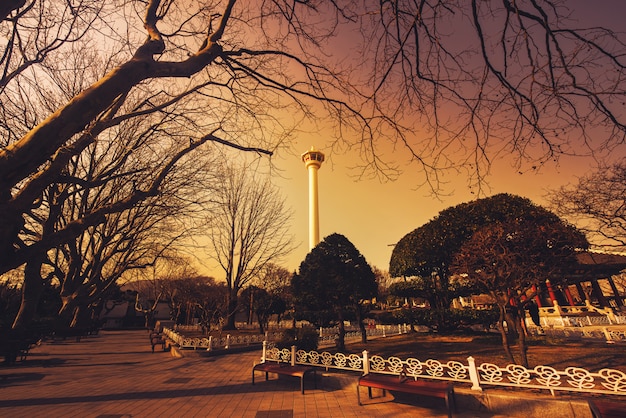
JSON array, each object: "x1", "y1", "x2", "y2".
[
  {"x1": 132, "y1": 255, "x2": 195, "y2": 325},
  {"x1": 207, "y1": 162, "x2": 294, "y2": 329},
  {"x1": 250, "y1": 262, "x2": 292, "y2": 327},
  {"x1": 357, "y1": 0, "x2": 626, "y2": 192},
  {"x1": 547, "y1": 162, "x2": 626, "y2": 251},
  {"x1": 10, "y1": 109, "x2": 219, "y2": 328},
  {"x1": 254, "y1": 263, "x2": 292, "y2": 295},
  {"x1": 160, "y1": 272, "x2": 228, "y2": 331}
]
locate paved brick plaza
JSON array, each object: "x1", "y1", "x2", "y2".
[{"x1": 0, "y1": 330, "x2": 519, "y2": 417}]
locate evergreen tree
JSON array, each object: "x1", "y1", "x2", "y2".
[{"x1": 292, "y1": 233, "x2": 377, "y2": 351}]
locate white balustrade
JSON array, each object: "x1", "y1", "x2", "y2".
[
  {"x1": 259, "y1": 342, "x2": 626, "y2": 397},
  {"x1": 162, "y1": 327, "x2": 282, "y2": 351}
]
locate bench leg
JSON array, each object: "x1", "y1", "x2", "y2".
[
  {"x1": 252, "y1": 369, "x2": 268, "y2": 385},
  {"x1": 444, "y1": 392, "x2": 451, "y2": 418},
  {"x1": 365, "y1": 387, "x2": 385, "y2": 399},
  {"x1": 300, "y1": 370, "x2": 316, "y2": 394},
  {"x1": 357, "y1": 386, "x2": 386, "y2": 405},
  {"x1": 445, "y1": 388, "x2": 455, "y2": 418}
]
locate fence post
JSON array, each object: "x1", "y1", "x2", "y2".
[
  {"x1": 261, "y1": 340, "x2": 267, "y2": 362},
  {"x1": 382, "y1": 326, "x2": 386, "y2": 338},
  {"x1": 607, "y1": 309, "x2": 616, "y2": 325},
  {"x1": 363, "y1": 350, "x2": 369, "y2": 375},
  {"x1": 226, "y1": 334, "x2": 230, "y2": 349},
  {"x1": 291, "y1": 345, "x2": 296, "y2": 366},
  {"x1": 467, "y1": 356, "x2": 483, "y2": 391},
  {"x1": 320, "y1": 327, "x2": 323, "y2": 338},
  {"x1": 603, "y1": 327, "x2": 614, "y2": 343},
  {"x1": 207, "y1": 336, "x2": 212, "y2": 352}
]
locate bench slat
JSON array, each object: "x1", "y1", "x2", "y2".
[{"x1": 358, "y1": 373, "x2": 454, "y2": 418}]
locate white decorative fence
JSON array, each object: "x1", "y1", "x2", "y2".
[
  {"x1": 163, "y1": 324, "x2": 407, "y2": 351},
  {"x1": 526, "y1": 323, "x2": 626, "y2": 343},
  {"x1": 318, "y1": 324, "x2": 406, "y2": 346},
  {"x1": 162, "y1": 327, "x2": 282, "y2": 351},
  {"x1": 261, "y1": 343, "x2": 626, "y2": 397},
  {"x1": 533, "y1": 314, "x2": 626, "y2": 328}
]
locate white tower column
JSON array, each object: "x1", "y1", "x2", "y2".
[{"x1": 301, "y1": 147, "x2": 325, "y2": 250}]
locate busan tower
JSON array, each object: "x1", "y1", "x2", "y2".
[{"x1": 301, "y1": 146, "x2": 325, "y2": 250}]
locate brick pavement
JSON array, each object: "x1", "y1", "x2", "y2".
[{"x1": 0, "y1": 330, "x2": 505, "y2": 418}]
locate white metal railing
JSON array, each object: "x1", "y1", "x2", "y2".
[
  {"x1": 162, "y1": 327, "x2": 282, "y2": 351},
  {"x1": 260, "y1": 343, "x2": 626, "y2": 397},
  {"x1": 525, "y1": 322, "x2": 626, "y2": 344},
  {"x1": 173, "y1": 324, "x2": 203, "y2": 332},
  {"x1": 163, "y1": 324, "x2": 407, "y2": 351},
  {"x1": 318, "y1": 324, "x2": 407, "y2": 346},
  {"x1": 534, "y1": 315, "x2": 626, "y2": 328}
]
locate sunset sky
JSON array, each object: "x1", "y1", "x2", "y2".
[
  {"x1": 199, "y1": 1, "x2": 626, "y2": 277},
  {"x1": 269, "y1": 135, "x2": 621, "y2": 274},
  {"x1": 277, "y1": 1, "x2": 626, "y2": 274}
]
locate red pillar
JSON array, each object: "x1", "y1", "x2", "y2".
[
  {"x1": 546, "y1": 280, "x2": 557, "y2": 304},
  {"x1": 532, "y1": 284, "x2": 542, "y2": 307},
  {"x1": 563, "y1": 286, "x2": 576, "y2": 306}
]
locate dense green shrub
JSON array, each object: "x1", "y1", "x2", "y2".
[
  {"x1": 383, "y1": 307, "x2": 499, "y2": 332},
  {"x1": 275, "y1": 326, "x2": 319, "y2": 351}
]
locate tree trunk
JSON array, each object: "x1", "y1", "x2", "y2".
[
  {"x1": 355, "y1": 305, "x2": 367, "y2": 343},
  {"x1": 510, "y1": 307, "x2": 529, "y2": 368},
  {"x1": 497, "y1": 304, "x2": 516, "y2": 364},
  {"x1": 224, "y1": 289, "x2": 238, "y2": 330},
  {"x1": 58, "y1": 294, "x2": 77, "y2": 323},
  {"x1": 11, "y1": 259, "x2": 44, "y2": 329},
  {"x1": 70, "y1": 305, "x2": 81, "y2": 328},
  {"x1": 336, "y1": 309, "x2": 346, "y2": 351}
]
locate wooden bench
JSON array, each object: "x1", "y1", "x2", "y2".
[
  {"x1": 588, "y1": 399, "x2": 626, "y2": 418},
  {"x1": 0, "y1": 337, "x2": 32, "y2": 364},
  {"x1": 252, "y1": 361, "x2": 317, "y2": 394},
  {"x1": 149, "y1": 331, "x2": 166, "y2": 353},
  {"x1": 357, "y1": 373, "x2": 455, "y2": 418}
]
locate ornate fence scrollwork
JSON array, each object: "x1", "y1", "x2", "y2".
[
  {"x1": 477, "y1": 363, "x2": 505, "y2": 384},
  {"x1": 598, "y1": 368, "x2": 626, "y2": 392},
  {"x1": 506, "y1": 364, "x2": 533, "y2": 385},
  {"x1": 562, "y1": 367, "x2": 593, "y2": 390},
  {"x1": 424, "y1": 359, "x2": 445, "y2": 378},
  {"x1": 404, "y1": 358, "x2": 423, "y2": 377},
  {"x1": 446, "y1": 361, "x2": 468, "y2": 380}
]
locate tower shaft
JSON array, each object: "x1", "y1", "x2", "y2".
[
  {"x1": 301, "y1": 147, "x2": 325, "y2": 250},
  {"x1": 307, "y1": 163, "x2": 320, "y2": 249}
]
